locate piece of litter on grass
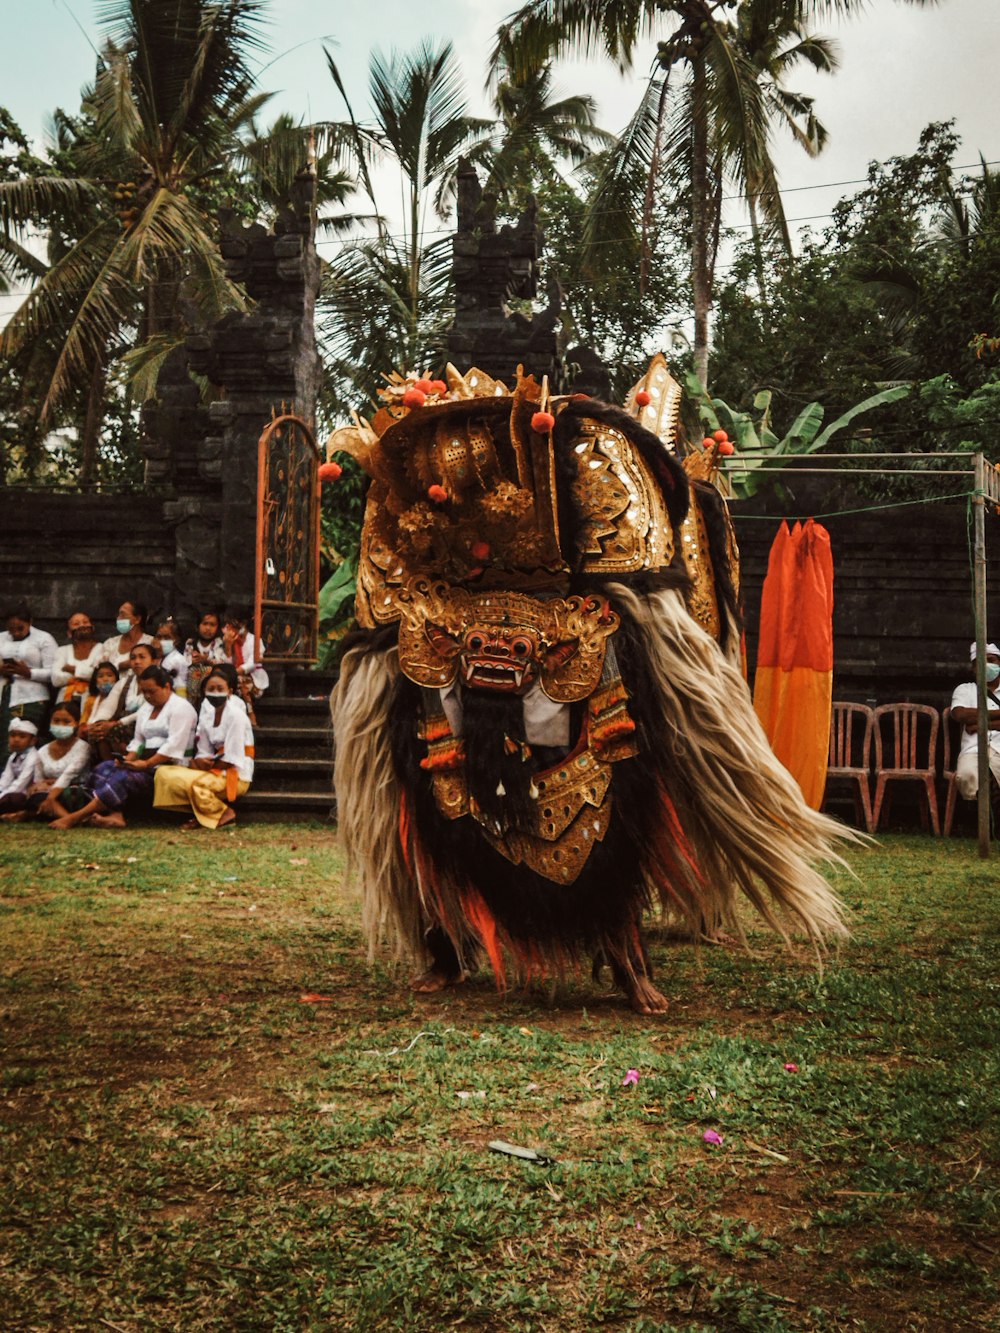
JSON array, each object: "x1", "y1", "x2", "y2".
[
  {"x1": 622, "y1": 1068, "x2": 640, "y2": 1087},
  {"x1": 525, "y1": 1082, "x2": 540, "y2": 1093},
  {"x1": 518, "y1": 1026, "x2": 533, "y2": 1036},
  {"x1": 456, "y1": 1090, "x2": 487, "y2": 1101},
  {"x1": 221, "y1": 876, "x2": 237, "y2": 882},
  {"x1": 81, "y1": 863, "x2": 100, "y2": 871},
  {"x1": 318, "y1": 1102, "x2": 337, "y2": 1114},
  {"x1": 743, "y1": 1138, "x2": 790, "y2": 1163},
  {"x1": 289, "y1": 858, "x2": 308, "y2": 866},
  {"x1": 702, "y1": 1129, "x2": 724, "y2": 1146},
  {"x1": 783, "y1": 1062, "x2": 799, "y2": 1073},
  {"x1": 363, "y1": 1028, "x2": 454, "y2": 1057},
  {"x1": 299, "y1": 993, "x2": 335, "y2": 1004},
  {"x1": 125, "y1": 856, "x2": 138, "y2": 864},
  {"x1": 488, "y1": 1139, "x2": 556, "y2": 1166}
]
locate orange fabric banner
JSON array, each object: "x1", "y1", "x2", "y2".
[{"x1": 753, "y1": 520, "x2": 834, "y2": 809}]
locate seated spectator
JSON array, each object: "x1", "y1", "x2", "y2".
[
  {"x1": 51, "y1": 666, "x2": 197, "y2": 830},
  {"x1": 94, "y1": 642, "x2": 160, "y2": 758},
  {"x1": 0, "y1": 604, "x2": 57, "y2": 760},
  {"x1": 154, "y1": 664, "x2": 254, "y2": 831},
  {"x1": 951, "y1": 640, "x2": 1000, "y2": 803},
  {"x1": 222, "y1": 608, "x2": 268, "y2": 725},
  {"x1": 0, "y1": 718, "x2": 39, "y2": 815},
  {"x1": 2, "y1": 701, "x2": 90, "y2": 824},
  {"x1": 183, "y1": 609, "x2": 227, "y2": 710},
  {"x1": 154, "y1": 617, "x2": 189, "y2": 697},
  {"x1": 52, "y1": 611, "x2": 104, "y2": 705},
  {"x1": 79, "y1": 661, "x2": 124, "y2": 748},
  {"x1": 101, "y1": 600, "x2": 154, "y2": 671}
]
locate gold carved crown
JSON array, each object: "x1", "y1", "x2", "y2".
[{"x1": 329, "y1": 358, "x2": 700, "y2": 630}]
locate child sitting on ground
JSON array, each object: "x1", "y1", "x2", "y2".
[{"x1": 0, "y1": 718, "x2": 39, "y2": 814}]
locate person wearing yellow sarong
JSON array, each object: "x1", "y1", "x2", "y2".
[{"x1": 154, "y1": 665, "x2": 254, "y2": 830}]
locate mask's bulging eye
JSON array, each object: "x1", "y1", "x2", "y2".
[
  {"x1": 467, "y1": 633, "x2": 485, "y2": 654},
  {"x1": 511, "y1": 637, "x2": 532, "y2": 660}
]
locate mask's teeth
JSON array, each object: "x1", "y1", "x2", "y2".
[
  {"x1": 496, "y1": 780, "x2": 506, "y2": 797},
  {"x1": 465, "y1": 661, "x2": 475, "y2": 682},
  {"x1": 513, "y1": 668, "x2": 523, "y2": 688}
]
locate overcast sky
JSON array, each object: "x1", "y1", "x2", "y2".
[{"x1": 2, "y1": 0, "x2": 999, "y2": 308}]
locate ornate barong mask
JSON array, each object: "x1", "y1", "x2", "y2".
[{"x1": 330, "y1": 358, "x2": 740, "y2": 883}]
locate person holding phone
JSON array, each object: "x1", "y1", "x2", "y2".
[{"x1": 0, "y1": 604, "x2": 57, "y2": 761}]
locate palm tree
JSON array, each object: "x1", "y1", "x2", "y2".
[
  {"x1": 494, "y1": 0, "x2": 936, "y2": 387},
  {"x1": 484, "y1": 41, "x2": 615, "y2": 214},
  {"x1": 319, "y1": 40, "x2": 493, "y2": 414},
  {"x1": 0, "y1": 0, "x2": 268, "y2": 480}
]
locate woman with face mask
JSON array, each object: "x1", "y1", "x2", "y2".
[
  {"x1": 101, "y1": 600, "x2": 154, "y2": 671},
  {"x1": 1, "y1": 702, "x2": 91, "y2": 823},
  {"x1": 154, "y1": 664, "x2": 254, "y2": 830},
  {"x1": 91, "y1": 642, "x2": 160, "y2": 761},
  {"x1": 51, "y1": 611, "x2": 103, "y2": 706},
  {"x1": 51, "y1": 666, "x2": 197, "y2": 830}
]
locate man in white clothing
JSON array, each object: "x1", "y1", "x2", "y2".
[
  {"x1": 950, "y1": 641, "x2": 1000, "y2": 800},
  {"x1": 0, "y1": 604, "x2": 57, "y2": 760}
]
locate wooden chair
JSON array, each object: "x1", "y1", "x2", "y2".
[
  {"x1": 824, "y1": 703, "x2": 875, "y2": 832},
  {"x1": 872, "y1": 704, "x2": 941, "y2": 835},
  {"x1": 941, "y1": 706, "x2": 965, "y2": 836}
]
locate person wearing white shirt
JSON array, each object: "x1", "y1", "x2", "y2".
[
  {"x1": 51, "y1": 666, "x2": 197, "y2": 830},
  {"x1": 0, "y1": 718, "x2": 39, "y2": 814},
  {"x1": 100, "y1": 599, "x2": 154, "y2": 671},
  {"x1": 51, "y1": 611, "x2": 105, "y2": 705},
  {"x1": 222, "y1": 608, "x2": 268, "y2": 724},
  {"x1": 89, "y1": 642, "x2": 160, "y2": 759},
  {"x1": 153, "y1": 617, "x2": 189, "y2": 696},
  {"x1": 154, "y1": 664, "x2": 254, "y2": 830},
  {"x1": 951, "y1": 640, "x2": 1000, "y2": 800},
  {"x1": 2, "y1": 701, "x2": 90, "y2": 823},
  {"x1": 0, "y1": 604, "x2": 57, "y2": 759}
]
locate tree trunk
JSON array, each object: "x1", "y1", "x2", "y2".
[
  {"x1": 80, "y1": 354, "x2": 108, "y2": 491},
  {"x1": 748, "y1": 196, "x2": 769, "y2": 306},
  {"x1": 690, "y1": 59, "x2": 711, "y2": 389}
]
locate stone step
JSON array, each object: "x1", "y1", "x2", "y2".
[
  {"x1": 255, "y1": 725, "x2": 331, "y2": 759},
  {"x1": 281, "y1": 668, "x2": 337, "y2": 698},
  {"x1": 254, "y1": 757, "x2": 332, "y2": 791},
  {"x1": 241, "y1": 789, "x2": 335, "y2": 815},
  {"x1": 255, "y1": 696, "x2": 330, "y2": 729}
]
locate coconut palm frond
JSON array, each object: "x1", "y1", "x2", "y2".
[
  {"x1": 491, "y1": 1, "x2": 660, "y2": 80},
  {"x1": 0, "y1": 177, "x2": 106, "y2": 236}
]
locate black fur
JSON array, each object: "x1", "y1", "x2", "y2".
[{"x1": 461, "y1": 688, "x2": 535, "y2": 831}]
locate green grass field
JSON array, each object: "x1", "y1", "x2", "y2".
[{"x1": 1, "y1": 825, "x2": 998, "y2": 1331}]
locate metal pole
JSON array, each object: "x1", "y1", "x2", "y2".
[{"x1": 973, "y1": 453, "x2": 991, "y2": 858}]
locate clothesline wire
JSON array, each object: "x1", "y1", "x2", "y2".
[{"x1": 731, "y1": 488, "x2": 978, "y2": 522}]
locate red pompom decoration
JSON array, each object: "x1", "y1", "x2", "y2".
[
  {"x1": 471, "y1": 540, "x2": 490, "y2": 561},
  {"x1": 717, "y1": 439, "x2": 735, "y2": 456},
  {"x1": 429, "y1": 379, "x2": 447, "y2": 395},
  {"x1": 427, "y1": 484, "x2": 448, "y2": 504},
  {"x1": 712, "y1": 429, "x2": 729, "y2": 444},
  {"x1": 402, "y1": 388, "x2": 427, "y2": 409},
  {"x1": 702, "y1": 436, "x2": 715, "y2": 450},
  {"x1": 318, "y1": 461, "x2": 342, "y2": 482},
  {"x1": 414, "y1": 378, "x2": 434, "y2": 394},
  {"x1": 531, "y1": 410, "x2": 556, "y2": 433},
  {"x1": 635, "y1": 389, "x2": 651, "y2": 407}
]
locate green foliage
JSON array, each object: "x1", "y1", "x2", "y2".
[{"x1": 684, "y1": 371, "x2": 909, "y2": 496}]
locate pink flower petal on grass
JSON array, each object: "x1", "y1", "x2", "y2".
[
  {"x1": 622, "y1": 1069, "x2": 640, "y2": 1087},
  {"x1": 783, "y1": 1062, "x2": 799, "y2": 1073},
  {"x1": 702, "y1": 1129, "x2": 724, "y2": 1146}
]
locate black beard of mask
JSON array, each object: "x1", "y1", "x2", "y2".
[{"x1": 461, "y1": 688, "x2": 536, "y2": 833}]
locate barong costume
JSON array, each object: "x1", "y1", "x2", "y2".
[{"x1": 331, "y1": 361, "x2": 848, "y2": 1001}]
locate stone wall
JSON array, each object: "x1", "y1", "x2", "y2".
[{"x1": 0, "y1": 493, "x2": 173, "y2": 638}]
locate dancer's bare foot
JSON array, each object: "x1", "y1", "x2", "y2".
[
  {"x1": 90, "y1": 812, "x2": 126, "y2": 829},
  {"x1": 410, "y1": 965, "x2": 465, "y2": 994},
  {"x1": 48, "y1": 816, "x2": 73, "y2": 829},
  {"x1": 704, "y1": 927, "x2": 739, "y2": 948},
  {"x1": 623, "y1": 973, "x2": 669, "y2": 1016},
  {"x1": 217, "y1": 808, "x2": 236, "y2": 829}
]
